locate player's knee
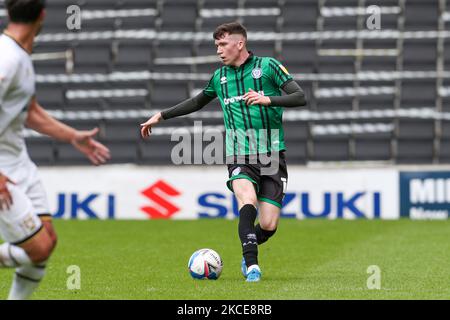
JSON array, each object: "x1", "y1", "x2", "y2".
[
  {"x1": 260, "y1": 220, "x2": 278, "y2": 232},
  {"x1": 42, "y1": 222, "x2": 58, "y2": 252},
  {"x1": 28, "y1": 241, "x2": 54, "y2": 264},
  {"x1": 236, "y1": 189, "x2": 257, "y2": 206},
  {"x1": 233, "y1": 180, "x2": 257, "y2": 204},
  {"x1": 50, "y1": 233, "x2": 58, "y2": 252}
]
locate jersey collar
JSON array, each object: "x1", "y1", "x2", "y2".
[
  {"x1": 2, "y1": 31, "x2": 30, "y2": 55},
  {"x1": 230, "y1": 51, "x2": 255, "y2": 70}
]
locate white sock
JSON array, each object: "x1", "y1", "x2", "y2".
[
  {"x1": 247, "y1": 264, "x2": 261, "y2": 273},
  {"x1": 0, "y1": 243, "x2": 32, "y2": 268},
  {"x1": 8, "y1": 263, "x2": 46, "y2": 300}
]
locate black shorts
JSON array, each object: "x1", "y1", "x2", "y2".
[{"x1": 226, "y1": 151, "x2": 288, "y2": 208}]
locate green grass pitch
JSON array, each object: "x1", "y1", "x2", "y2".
[{"x1": 1, "y1": 219, "x2": 450, "y2": 300}]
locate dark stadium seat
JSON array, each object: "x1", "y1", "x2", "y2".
[
  {"x1": 360, "y1": 55, "x2": 397, "y2": 71},
  {"x1": 401, "y1": 80, "x2": 437, "y2": 108},
  {"x1": 397, "y1": 140, "x2": 434, "y2": 164},
  {"x1": 104, "y1": 119, "x2": 142, "y2": 140},
  {"x1": 150, "y1": 82, "x2": 189, "y2": 108},
  {"x1": 322, "y1": 16, "x2": 358, "y2": 31},
  {"x1": 441, "y1": 122, "x2": 450, "y2": 139},
  {"x1": 245, "y1": 0, "x2": 279, "y2": 6},
  {"x1": 402, "y1": 39, "x2": 437, "y2": 71},
  {"x1": 195, "y1": 41, "x2": 218, "y2": 58},
  {"x1": 282, "y1": 1, "x2": 317, "y2": 32},
  {"x1": 439, "y1": 139, "x2": 450, "y2": 163},
  {"x1": 152, "y1": 64, "x2": 192, "y2": 74},
  {"x1": 161, "y1": 2, "x2": 198, "y2": 31},
  {"x1": 74, "y1": 43, "x2": 112, "y2": 65},
  {"x1": 116, "y1": 16, "x2": 156, "y2": 29},
  {"x1": 318, "y1": 55, "x2": 355, "y2": 73},
  {"x1": 118, "y1": 0, "x2": 158, "y2": 5},
  {"x1": 194, "y1": 63, "x2": 221, "y2": 74},
  {"x1": 316, "y1": 99, "x2": 354, "y2": 112},
  {"x1": 376, "y1": 13, "x2": 399, "y2": 29},
  {"x1": 280, "y1": 41, "x2": 317, "y2": 73},
  {"x1": 140, "y1": 137, "x2": 185, "y2": 165},
  {"x1": 41, "y1": 5, "x2": 68, "y2": 32},
  {"x1": 359, "y1": 95, "x2": 395, "y2": 110},
  {"x1": 114, "y1": 41, "x2": 153, "y2": 69},
  {"x1": 155, "y1": 42, "x2": 193, "y2": 59},
  {"x1": 73, "y1": 42, "x2": 112, "y2": 73},
  {"x1": 312, "y1": 136, "x2": 350, "y2": 161},
  {"x1": 360, "y1": 39, "x2": 398, "y2": 71},
  {"x1": 202, "y1": 0, "x2": 239, "y2": 7},
  {"x1": 26, "y1": 139, "x2": 55, "y2": 165},
  {"x1": 242, "y1": 15, "x2": 279, "y2": 32},
  {"x1": 284, "y1": 141, "x2": 308, "y2": 164},
  {"x1": 403, "y1": 0, "x2": 438, "y2": 30},
  {"x1": 250, "y1": 42, "x2": 277, "y2": 58},
  {"x1": 34, "y1": 60, "x2": 68, "y2": 75},
  {"x1": 284, "y1": 122, "x2": 309, "y2": 163},
  {"x1": 398, "y1": 120, "x2": 435, "y2": 140},
  {"x1": 35, "y1": 83, "x2": 66, "y2": 108},
  {"x1": 33, "y1": 43, "x2": 71, "y2": 74},
  {"x1": 354, "y1": 138, "x2": 392, "y2": 161}
]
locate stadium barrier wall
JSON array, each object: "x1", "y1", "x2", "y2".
[{"x1": 38, "y1": 165, "x2": 450, "y2": 220}]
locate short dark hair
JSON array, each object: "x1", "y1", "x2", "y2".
[
  {"x1": 6, "y1": 0, "x2": 46, "y2": 23},
  {"x1": 213, "y1": 22, "x2": 247, "y2": 40}
]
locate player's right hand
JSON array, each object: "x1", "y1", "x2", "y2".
[
  {"x1": 0, "y1": 173, "x2": 15, "y2": 211},
  {"x1": 140, "y1": 112, "x2": 163, "y2": 138}
]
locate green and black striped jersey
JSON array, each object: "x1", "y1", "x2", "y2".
[{"x1": 203, "y1": 52, "x2": 293, "y2": 156}]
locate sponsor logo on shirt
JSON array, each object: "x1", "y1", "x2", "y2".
[
  {"x1": 224, "y1": 91, "x2": 264, "y2": 105},
  {"x1": 220, "y1": 76, "x2": 227, "y2": 84}
]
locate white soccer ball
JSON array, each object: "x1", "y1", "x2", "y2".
[{"x1": 188, "y1": 248, "x2": 223, "y2": 280}]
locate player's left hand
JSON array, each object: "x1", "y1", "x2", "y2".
[
  {"x1": 243, "y1": 88, "x2": 271, "y2": 106},
  {"x1": 71, "y1": 128, "x2": 111, "y2": 166}
]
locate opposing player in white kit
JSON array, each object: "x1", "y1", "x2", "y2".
[{"x1": 0, "y1": 0, "x2": 110, "y2": 299}]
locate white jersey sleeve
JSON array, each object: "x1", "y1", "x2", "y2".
[
  {"x1": 0, "y1": 56, "x2": 19, "y2": 135},
  {"x1": 0, "y1": 34, "x2": 36, "y2": 166}
]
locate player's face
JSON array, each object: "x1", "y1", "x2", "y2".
[{"x1": 215, "y1": 33, "x2": 244, "y2": 66}]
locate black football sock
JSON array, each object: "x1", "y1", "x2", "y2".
[
  {"x1": 238, "y1": 204, "x2": 258, "y2": 267},
  {"x1": 255, "y1": 224, "x2": 277, "y2": 245}
]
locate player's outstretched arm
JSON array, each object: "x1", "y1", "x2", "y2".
[
  {"x1": 25, "y1": 98, "x2": 111, "y2": 165},
  {"x1": 140, "y1": 91, "x2": 215, "y2": 139},
  {"x1": 140, "y1": 112, "x2": 163, "y2": 138},
  {"x1": 244, "y1": 80, "x2": 307, "y2": 108}
]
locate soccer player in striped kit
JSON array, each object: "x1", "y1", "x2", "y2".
[{"x1": 141, "y1": 22, "x2": 306, "y2": 282}]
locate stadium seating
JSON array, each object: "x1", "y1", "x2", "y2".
[{"x1": 0, "y1": 0, "x2": 447, "y2": 165}]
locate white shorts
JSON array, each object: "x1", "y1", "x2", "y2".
[
  {"x1": 0, "y1": 184, "x2": 43, "y2": 244},
  {"x1": 0, "y1": 158, "x2": 50, "y2": 244}
]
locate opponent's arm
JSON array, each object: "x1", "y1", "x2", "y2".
[
  {"x1": 140, "y1": 91, "x2": 215, "y2": 138},
  {"x1": 25, "y1": 98, "x2": 110, "y2": 165},
  {"x1": 243, "y1": 80, "x2": 307, "y2": 108}
]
